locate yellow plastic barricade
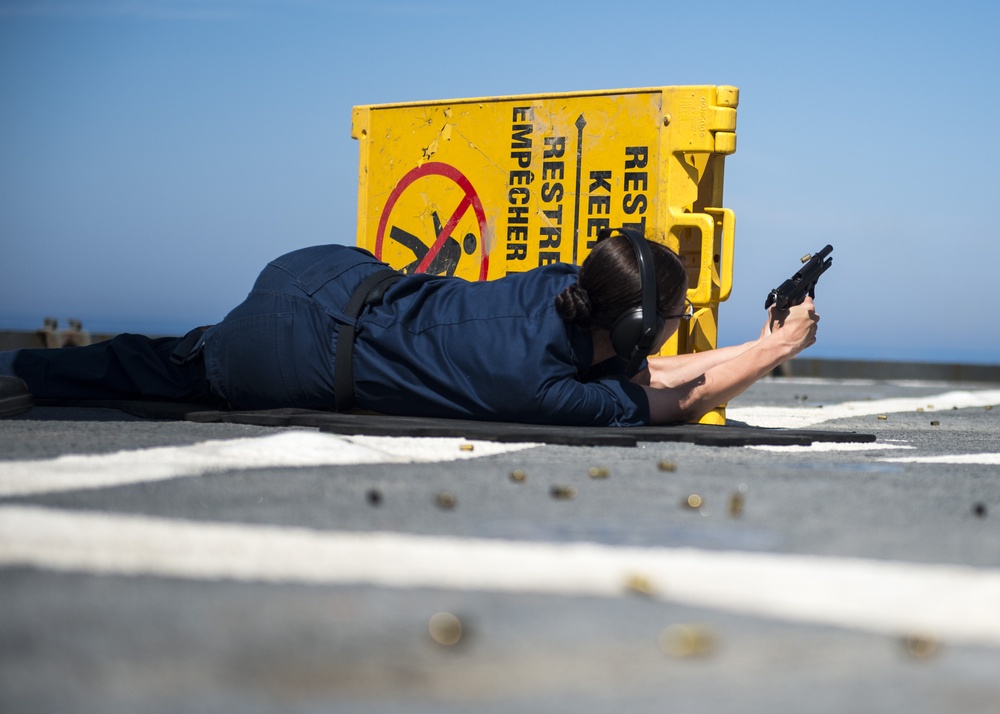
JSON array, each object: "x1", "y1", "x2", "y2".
[{"x1": 352, "y1": 86, "x2": 738, "y2": 424}]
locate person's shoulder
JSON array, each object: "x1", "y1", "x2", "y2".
[
  {"x1": 476, "y1": 263, "x2": 577, "y2": 302},
  {"x1": 537, "y1": 262, "x2": 579, "y2": 277},
  {"x1": 386, "y1": 261, "x2": 579, "y2": 302},
  {"x1": 500, "y1": 262, "x2": 579, "y2": 285}
]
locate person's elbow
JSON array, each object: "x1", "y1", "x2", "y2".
[{"x1": 643, "y1": 376, "x2": 715, "y2": 424}]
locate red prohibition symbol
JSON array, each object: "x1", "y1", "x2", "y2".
[{"x1": 375, "y1": 162, "x2": 490, "y2": 281}]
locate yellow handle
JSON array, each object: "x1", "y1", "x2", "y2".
[
  {"x1": 668, "y1": 208, "x2": 716, "y2": 305},
  {"x1": 706, "y1": 207, "x2": 736, "y2": 301}
]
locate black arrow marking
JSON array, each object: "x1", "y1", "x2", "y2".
[{"x1": 572, "y1": 114, "x2": 586, "y2": 265}]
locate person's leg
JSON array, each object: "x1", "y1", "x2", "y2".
[
  {"x1": 2, "y1": 245, "x2": 385, "y2": 409},
  {"x1": 0, "y1": 350, "x2": 17, "y2": 377},
  {"x1": 0, "y1": 375, "x2": 32, "y2": 417},
  {"x1": 4, "y1": 330, "x2": 215, "y2": 402}
]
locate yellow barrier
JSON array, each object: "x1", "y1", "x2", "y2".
[{"x1": 352, "y1": 86, "x2": 738, "y2": 424}]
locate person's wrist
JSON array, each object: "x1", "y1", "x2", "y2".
[{"x1": 759, "y1": 331, "x2": 798, "y2": 362}]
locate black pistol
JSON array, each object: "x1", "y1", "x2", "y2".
[{"x1": 764, "y1": 245, "x2": 833, "y2": 311}]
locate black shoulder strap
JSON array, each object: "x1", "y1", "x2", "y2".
[{"x1": 334, "y1": 269, "x2": 403, "y2": 412}]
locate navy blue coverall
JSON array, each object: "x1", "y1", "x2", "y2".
[{"x1": 2, "y1": 245, "x2": 651, "y2": 426}]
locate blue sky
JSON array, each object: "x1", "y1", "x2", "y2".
[{"x1": 2, "y1": 0, "x2": 998, "y2": 364}]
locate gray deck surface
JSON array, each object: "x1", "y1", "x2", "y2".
[{"x1": 2, "y1": 376, "x2": 999, "y2": 713}]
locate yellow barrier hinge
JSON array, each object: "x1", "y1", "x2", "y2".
[
  {"x1": 662, "y1": 85, "x2": 738, "y2": 154},
  {"x1": 710, "y1": 86, "x2": 738, "y2": 155},
  {"x1": 716, "y1": 85, "x2": 739, "y2": 108}
]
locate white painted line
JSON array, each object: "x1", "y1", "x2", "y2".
[
  {"x1": 880, "y1": 453, "x2": 1000, "y2": 465},
  {"x1": 0, "y1": 432, "x2": 538, "y2": 498},
  {"x1": 2, "y1": 505, "x2": 999, "y2": 647},
  {"x1": 729, "y1": 389, "x2": 1000, "y2": 429},
  {"x1": 748, "y1": 442, "x2": 915, "y2": 453}
]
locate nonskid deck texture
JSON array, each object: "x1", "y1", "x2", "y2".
[{"x1": 4, "y1": 379, "x2": 1000, "y2": 714}]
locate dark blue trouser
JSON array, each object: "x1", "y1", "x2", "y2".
[
  {"x1": 3, "y1": 332, "x2": 217, "y2": 403},
  {"x1": 1, "y1": 245, "x2": 389, "y2": 409}
]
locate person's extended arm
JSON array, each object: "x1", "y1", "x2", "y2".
[
  {"x1": 637, "y1": 340, "x2": 761, "y2": 388},
  {"x1": 641, "y1": 298, "x2": 819, "y2": 424}
]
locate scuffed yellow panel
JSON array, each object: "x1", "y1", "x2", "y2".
[{"x1": 352, "y1": 86, "x2": 739, "y2": 423}]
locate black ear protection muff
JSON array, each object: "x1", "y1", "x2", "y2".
[{"x1": 596, "y1": 227, "x2": 664, "y2": 372}]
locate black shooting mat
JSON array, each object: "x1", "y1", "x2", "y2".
[{"x1": 36, "y1": 399, "x2": 876, "y2": 447}]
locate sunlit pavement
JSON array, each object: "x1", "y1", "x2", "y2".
[{"x1": 2, "y1": 376, "x2": 1000, "y2": 714}]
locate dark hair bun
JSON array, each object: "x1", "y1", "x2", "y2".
[{"x1": 554, "y1": 283, "x2": 593, "y2": 329}]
